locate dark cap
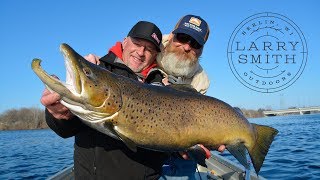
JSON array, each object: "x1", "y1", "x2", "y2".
[
  {"x1": 172, "y1": 15, "x2": 210, "y2": 46},
  {"x1": 128, "y1": 21, "x2": 162, "y2": 52}
]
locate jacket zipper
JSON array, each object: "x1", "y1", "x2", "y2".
[{"x1": 93, "y1": 133, "x2": 97, "y2": 176}]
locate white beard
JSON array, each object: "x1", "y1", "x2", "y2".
[{"x1": 157, "y1": 52, "x2": 199, "y2": 78}]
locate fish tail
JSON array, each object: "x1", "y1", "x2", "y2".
[{"x1": 248, "y1": 124, "x2": 278, "y2": 175}]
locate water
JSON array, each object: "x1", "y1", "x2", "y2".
[
  {"x1": 0, "y1": 129, "x2": 73, "y2": 179},
  {"x1": 221, "y1": 113, "x2": 320, "y2": 179},
  {"x1": 1, "y1": 114, "x2": 320, "y2": 179}
]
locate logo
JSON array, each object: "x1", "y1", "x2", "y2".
[
  {"x1": 227, "y1": 12, "x2": 308, "y2": 93},
  {"x1": 151, "y1": 33, "x2": 160, "y2": 44},
  {"x1": 189, "y1": 17, "x2": 202, "y2": 26}
]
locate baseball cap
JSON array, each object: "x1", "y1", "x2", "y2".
[
  {"x1": 172, "y1": 15, "x2": 210, "y2": 46},
  {"x1": 128, "y1": 21, "x2": 162, "y2": 52}
]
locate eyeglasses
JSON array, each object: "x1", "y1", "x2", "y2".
[
  {"x1": 175, "y1": 33, "x2": 203, "y2": 49},
  {"x1": 130, "y1": 37, "x2": 157, "y2": 54}
]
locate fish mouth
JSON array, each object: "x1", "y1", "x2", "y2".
[
  {"x1": 61, "y1": 43, "x2": 82, "y2": 95},
  {"x1": 31, "y1": 43, "x2": 86, "y2": 108},
  {"x1": 32, "y1": 43, "x2": 122, "y2": 122}
]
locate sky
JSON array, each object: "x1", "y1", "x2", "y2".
[{"x1": 1, "y1": 0, "x2": 319, "y2": 113}]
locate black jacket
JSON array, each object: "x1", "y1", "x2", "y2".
[{"x1": 45, "y1": 52, "x2": 168, "y2": 180}]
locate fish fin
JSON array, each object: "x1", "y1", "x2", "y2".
[
  {"x1": 102, "y1": 122, "x2": 122, "y2": 140},
  {"x1": 168, "y1": 84, "x2": 199, "y2": 93},
  {"x1": 104, "y1": 123, "x2": 138, "y2": 152},
  {"x1": 186, "y1": 145, "x2": 208, "y2": 168},
  {"x1": 248, "y1": 124, "x2": 278, "y2": 175},
  {"x1": 226, "y1": 143, "x2": 250, "y2": 169},
  {"x1": 116, "y1": 131, "x2": 138, "y2": 152}
]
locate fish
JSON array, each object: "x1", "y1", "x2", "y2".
[{"x1": 31, "y1": 43, "x2": 278, "y2": 175}]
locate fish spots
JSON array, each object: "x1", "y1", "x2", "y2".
[{"x1": 111, "y1": 119, "x2": 118, "y2": 124}]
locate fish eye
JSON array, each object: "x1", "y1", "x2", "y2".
[{"x1": 83, "y1": 68, "x2": 92, "y2": 76}]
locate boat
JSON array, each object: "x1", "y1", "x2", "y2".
[
  {"x1": 200, "y1": 152, "x2": 265, "y2": 180},
  {"x1": 48, "y1": 152, "x2": 265, "y2": 180}
]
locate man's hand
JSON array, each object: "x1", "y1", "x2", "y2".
[
  {"x1": 162, "y1": 77, "x2": 170, "y2": 85},
  {"x1": 217, "y1": 145, "x2": 226, "y2": 152},
  {"x1": 179, "y1": 144, "x2": 226, "y2": 167},
  {"x1": 40, "y1": 88, "x2": 74, "y2": 120},
  {"x1": 180, "y1": 144, "x2": 226, "y2": 160},
  {"x1": 84, "y1": 54, "x2": 100, "y2": 65}
]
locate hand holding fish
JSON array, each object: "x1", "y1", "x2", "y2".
[
  {"x1": 180, "y1": 144, "x2": 226, "y2": 160},
  {"x1": 32, "y1": 44, "x2": 278, "y2": 174},
  {"x1": 40, "y1": 88, "x2": 74, "y2": 120},
  {"x1": 40, "y1": 54, "x2": 100, "y2": 120},
  {"x1": 84, "y1": 54, "x2": 100, "y2": 65}
]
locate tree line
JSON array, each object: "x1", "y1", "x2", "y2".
[
  {"x1": 240, "y1": 108, "x2": 266, "y2": 118},
  {"x1": 0, "y1": 107, "x2": 48, "y2": 130},
  {"x1": 0, "y1": 107, "x2": 266, "y2": 131}
]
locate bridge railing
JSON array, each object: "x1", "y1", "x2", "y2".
[{"x1": 263, "y1": 106, "x2": 320, "y2": 116}]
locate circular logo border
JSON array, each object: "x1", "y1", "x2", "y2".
[{"x1": 227, "y1": 12, "x2": 308, "y2": 93}]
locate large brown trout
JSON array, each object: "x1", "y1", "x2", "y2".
[{"x1": 31, "y1": 43, "x2": 278, "y2": 174}]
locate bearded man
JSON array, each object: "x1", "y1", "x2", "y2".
[
  {"x1": 82, "y1": 16, "x2": 224, "y2": 179},
  {"x1": 156, "y1": 14, "x2": 210, "y2": 94},
  {"x1": 157, "y1": 15, "x2": 216, "y2": 179}
]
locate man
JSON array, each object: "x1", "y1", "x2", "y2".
[
  {"x1": 41, "y1": 21, "x2": 168, "y2": 180},
  {"x1": 85, "y1": 15, "x2": 226, "y2": 179},
  {"x1": 157, "y1": 14, "x2": 210, "y2": 94},
  {"x1": 156, "y1": 15, "x2": 225, "y2": 179}
]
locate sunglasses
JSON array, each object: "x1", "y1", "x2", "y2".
[{"x1": 175, "y1": 33, "x2": 203, "y2": 49}]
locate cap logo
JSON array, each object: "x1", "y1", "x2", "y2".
[
  {"x1": 183, "y1": 22, "x2": 202, "y2": 33},
  {"x1": 151, "y1": 33, "x2": 160, "y2": 44},
  {"x1": 189, "y1": 17, "x2": 201, "y2": 26}
]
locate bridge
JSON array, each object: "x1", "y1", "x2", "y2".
[{"x1": 263, "y1": 106, "x2": 320, "y2": 116}]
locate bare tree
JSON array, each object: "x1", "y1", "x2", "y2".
[{"x1": 0, "y1": 107, "x2": 47, "y2": 130}]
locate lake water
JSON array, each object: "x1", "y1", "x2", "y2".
[
  {"x1": 0, "y1": 114, "x2": 319, "y2": 179},
  {"x1": 0, "y1": 129, "x2": 73, "y2": 179}
]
